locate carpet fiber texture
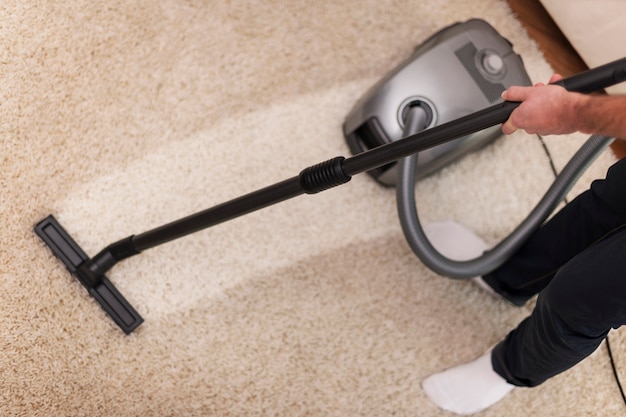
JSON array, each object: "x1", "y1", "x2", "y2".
[{"x1": 2, "y1": 1, "x2": 625, "y2": 415}]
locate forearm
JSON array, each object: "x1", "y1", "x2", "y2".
[{"x1": 574, "y1": 94, "x2": 626, "y2": 139}]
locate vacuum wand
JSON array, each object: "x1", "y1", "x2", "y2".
[{"x1": 35, "y1": 56, "x2": 626, "y2": 334}]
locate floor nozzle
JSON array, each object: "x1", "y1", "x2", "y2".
[{"x1": 35, "y1": 215, "x2": 143, "y2": 334}]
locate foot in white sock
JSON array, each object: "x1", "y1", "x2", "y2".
[
  {"x1": 423, "y1": 220, "x2": 511, "y2": 304},
  {"x1": 422, "y1": 350, "x2": 515, "y2": 415}
]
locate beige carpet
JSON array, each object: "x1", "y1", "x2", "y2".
[{"x1": 2, "y1": 1, "x2": 625, "y2": 415}]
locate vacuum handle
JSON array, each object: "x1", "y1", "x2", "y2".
[{"x1": 554, "y1": 56, "x2": 626, "y2": 93}]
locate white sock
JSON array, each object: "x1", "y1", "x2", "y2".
[
  {"x1": 422, "y1": 350, "x2": 515, "y2": 415},
  {"x1": 423, "y1": 220, "x2": 505, "y2": 302},
  {"x1": 423, "y1": 220, "x2": 488, "y2": 261}
]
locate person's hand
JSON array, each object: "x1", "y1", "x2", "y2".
[{"x1": 501, "y1": 74, "x2": 587, "y2": 136}]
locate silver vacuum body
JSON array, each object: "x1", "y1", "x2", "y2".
[{"x1": 343, "y1": 19, "x2": 532, "y2": 186}]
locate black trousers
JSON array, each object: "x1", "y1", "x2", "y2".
[{"x1": 483, "y1": 157, "x2": 626, "y2": 387}]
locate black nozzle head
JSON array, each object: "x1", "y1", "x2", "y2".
[{"x1": 35, "y1": 215, "x2": 143, "y2": 334}]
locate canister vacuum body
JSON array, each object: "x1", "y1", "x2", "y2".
[{"x1": 343, "y1": 19, "x2": 532, "y2": 185}]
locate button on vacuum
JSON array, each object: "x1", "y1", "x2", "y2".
[{"x1": 482, "y1": 52, "x2": 504, "y2": 75}]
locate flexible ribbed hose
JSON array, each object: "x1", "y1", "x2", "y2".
[{"x1": 397, "y1": 106, "x2": 613, "y2": 279}]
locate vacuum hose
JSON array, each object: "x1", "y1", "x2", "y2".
[{"x1": 396, "y1": 105, "x2": 614, "y2": 279}]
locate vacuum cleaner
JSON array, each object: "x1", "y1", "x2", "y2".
[{"x1": 35, "y1": 19, "x2": 626, "y2": 334}]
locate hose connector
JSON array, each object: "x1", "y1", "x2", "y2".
[{"x1": 299, "y1": 156, "x2": 351, "y2": 194}]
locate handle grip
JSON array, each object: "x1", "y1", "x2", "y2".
[{"x1": 554, "y1": 57, "x2": 626, "y2": 93}]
